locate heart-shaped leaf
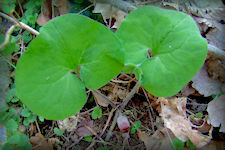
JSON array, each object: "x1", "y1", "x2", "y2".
[
  {"x1": 116, "y1": 5, "x2": 207, "y2": 97},
  {"x1": 15, "y1": 14, "x2": 124, "y2": 120}
]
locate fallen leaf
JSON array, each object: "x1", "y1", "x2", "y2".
[
  {"x1": 138, "y1": 128, "x2": 174, "y2": 150},
  {"x1": 30, "y1": 133, "x2": 53, "y2": 150},
  {"x1": 159, "y1": 97, "x2": 211, "y2": 148},
  {"x1": 57, "y1": 114, "x2": 79, "y2": 132},
  {"x1": 93, "y1": 3, "x2": 127, "y2": 29},
  {"x1": 177, "y1": 83, "x2": 196, "y2": 97},
  {"x1": 207, "y1": 94, "x2": 225, "y2": 133},
  {"x1": 192, "y1": 65, "x2": 225, "y2": 97},
  {"x1": 205, "y1": 50, "x2": 225, "y2": 83},
  {"x1": 207, "y1": 22, "x2": 225, "y2": 51},
  {"x1": 92, "y1": 90, "x2": 109, "y2": 107},
  {"x1": 76, "y1": 119, "x2": 95, "y2": 137}
]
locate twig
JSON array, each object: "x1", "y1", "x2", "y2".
[
  {"x1": 0, "y1": 25, "x2": 17, "y2": 50},
  {"x1": 17, "y1": 0, "x2": 24, "y2": 16},
  {"x1": 142, "y1": 88, "x2": 155, "y2": 132},
  {"x1": 35, "y1": 120, "x2": 41, "y2": 133},
  {"x1": 86, "y1": 138, "x2": 96, "y2": 150},
  {"x1": 0, "y1": 12, "x2": 39, "y2": 35},
  {"x1": 111, "y1": 78, "x2": 135, "y2": 84},
  {"x1": 85, "y1": 125, "x2": 105, "y2": 142},
  {"x1": 105, "y1": 109, "x2": 119, "y2": 141},
  {"x1": 120, "y1": 82, "x2": 141, "y2": 110},
  {"x1": 77, "y1": 4, "x2": 94, "y2": 14},
  {"x1": 108, "y1": 5, "x2": 112, "y2": 29},
  {"x1": 100, "y1": 108, "x2": 117, "y2": 137}
]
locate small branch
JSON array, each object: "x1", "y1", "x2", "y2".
[
  {"x1": 100, "y1": 108, "x2": 117, "y2": 137},
  {"x1": 142, "y1": 88, "x2": 155, "y2": 132},
  {"x1": 120, "y1": 82, "x2": 141, "y2": 110},
  {"x1": 0, "y1": 25, "x2": 17, "y2": 50},
  {"x1": 35, "y1": 120, "x2": 41, "y2": 133},
  {"x1": 0, "y1": 12, "x2": 39, "y2": 35},
  {"x1": 105, "y1": 109, "x2": 119, "y2": 141},
  {"x1": 77, "y1": 4, "x2": 94, "y2": 14}
]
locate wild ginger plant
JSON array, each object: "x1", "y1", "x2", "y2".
[{"x1": 15, "y1": 6, "x2": 207, "y2": 120}]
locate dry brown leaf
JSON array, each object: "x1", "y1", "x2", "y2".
[
  {"x1": 75, "y1": 118, "x2": 96, "y2": 137},
  {"x1": 92, "y1": 90, "x2": 109, "y2": 107},
  {"x1": 159, "y1": 97, "x2": 211, "y2": 148},
  {"x1": 207, "y1": 94, "x2": 225, "y2": 133},
  {"x1": 93, "y1": 3, "x2": 127, "y2": 29},
  {"x1": 192, "y1": 65, "x2": 225, "y2": 97},
  {"x1": 37, "y1": 0, "x2": 51, "y2": 26},
  {"x1": 57, "y1": 114, "x2": 79, "y2": 132},
  {"x1": 177, "y1": 83, "x2": 196, "y2": 97},
  {"x1": 207, "y1": 22, "x2": 225, "y2": 51},
  {"x1": 30, "y1": 133, "x2": 53, "y2": 150},
  {"x1": 138, "y1": 129, "x2": 174, "y2": 150}
]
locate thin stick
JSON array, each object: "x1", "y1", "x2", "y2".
[
  {"x1": 105, "y1": 109, "x2": 119, "y2": 141},
  {"x1": 17, "y1": 0, "x2": 24, "y2": 16},
  {"x1": 111, "y1": 78, "x2": 135, "y2": 84},
  {"x1": 35, "y1": 120, "x2": 41, "y2": 133},
  {"x1": 77, "y1": 4, "x2": 94, "y2": 14},
  {"x1": 85, "y1": 125, "x2": 105, "y2": 142},
  {"x1": 142, "y1": 88, "x2": 155, "y2": 132},
  {"x1": 120, "y1": 82, "x2": 141, "y2": 110},
  {"x1": 0, "y1": 25, "x2": 17, "y2": 50},
  {"x1": 100, "y1": 108, "x2": 117, "y2": 137},
  {"x1": 108, "y1": 5, "x2": 113, "y2": 29},
  {"x1": 0, "y1": 12, "x2": 39, "y2": 35}
]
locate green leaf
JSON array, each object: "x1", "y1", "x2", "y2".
[
  {"x1": 54, "y1": 127, "x2": 65, "y2": 136},
  {"x1": 0, "y1": 35, "x2": 20, "y2": 54},
  {"x1": 6, "y1": 132, "x2": 32, "y2": 150},
  {"x1": 22, "y1": 31, "x2": 32, "y2": 43},
  {"x1": 23, "y1": 115, "x2": 36, "y2": 126},
  {"x1": 186, "y1": 139, "x2": 196, "y2": 149},
  {"x1": 2, "y1": 4, "x2": 16, "y2": 14},
  {"x1": 134, "y1": 120, "x2": 141, "y2": 129},
  {"x1": 15, "y1": 14, "x2": 124, "y2": 120},
  {"x1": 116, "y1": 5, "x2": 207, "y2": 97},
  {"x1": 6, "y1": 119, "x2": 18, "y2": 134},
  {"x1": 130, "y1": 121, "x2": 141, "y2": 134},
  {"x1": 196, "y1": 112, "x2": 203, "y2": 118},
  {"x1": 171, "y1": 138, "x2": 184, "y2": 150},
  {"x1": 21, "y1": 108, "x2": 31, "y2": 117},
  {"x1": 38, "y1": 116, "x2": 44, "y2": 122},
  {"x1": 91, "y1": 107, "x2": 102, "y2": 119},
  {"x1": 6, "y1": 88, "x2": 17, "y2": 103},
  {"x1": 130, "y1": 124, "x2": 136, "y2": 134},
  {"x1": 84, "y1": 136, "x2": 92, "y2": 142},
  {"x1": 8, "y1": 107, "x2": 15, "y2": 117}
]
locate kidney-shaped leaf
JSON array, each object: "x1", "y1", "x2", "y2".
[
  {"x1": 116, "y1": 5, "x2": 207, "y2": 97},
  {"x1": 15, "y1": 14, "x2": 124, "y2": 120}
]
